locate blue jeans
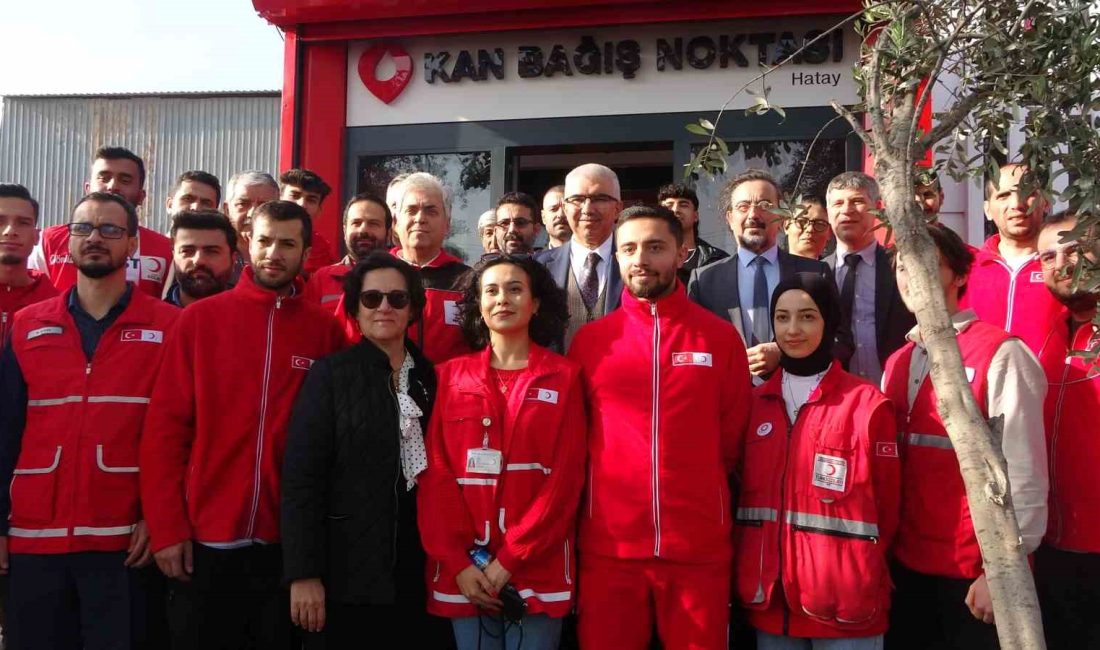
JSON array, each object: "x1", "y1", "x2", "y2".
[
  {"x1": 758, "y1": 631, "x2": 884, "y2": 650},
  {"x1": 452, "y1": 613, "x2": 562, "y2": 650}
]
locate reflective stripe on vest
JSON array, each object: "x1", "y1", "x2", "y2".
[
  {"x1": 908, "y1": 432, "x2": 954, "y2": 450},
  {"x1": 27, "y1": 395, "x2": 83, "y2": 407},
  {"x1": 786, "y1": 511, "x2": 879, "y2": 539},
  {"x1": 735, "y1": 507, "x2": 779, "y2": 523},
  {"x1": 87, "y1": 395, "x2": 151, "y2": 405}
]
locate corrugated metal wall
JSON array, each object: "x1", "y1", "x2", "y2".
[{"x1": 0, "y1": 93, "x2": 280, "y2": 234}]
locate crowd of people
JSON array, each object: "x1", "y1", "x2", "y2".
[{"x1": 0, "y1": 145, "x2": 1094, "y2": 650}]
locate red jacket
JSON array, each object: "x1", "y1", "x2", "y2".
[
  {"x1": 568, "y1": 284, "x2": 750, "y2": 563},
  {"x1": 963, "y1": 235, "x2": 1065, "y2": 354},
  {"x1": 41, "y1": 224, "x2": 173, "y2": 298},
  {"x1": 303, "y1": 258, "x2": 352, "y2": 307},
  {"x1": 1, "y1": 271, "x2": 58, "y2": 344},
  {"x1": 5, "y1": 288, "x2": 178, "y2": 553},
  {"x1": 140, "y1": 268, "x2": 347, "y2": 552},
  {"x1": 735, "y1": 363, "x2": 899, "y2": 637},
  {"x1": 1038, "y1": 319, "x2": 1100, "y2": 552},
  {"x1": 882, "y1": 319, "x2": 1009, "y2": 579},
  {"x1": 418, "y1": 345, "x2": 587, "y2": 617},
  {"x1": 303, "y1": 232, "x2": 336, "y2": 275}
]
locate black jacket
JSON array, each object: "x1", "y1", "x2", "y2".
[
  {"x1": 677, "y1": 237, "x2": 730, "y2": 284},
  {"x1": 281, "y1": 337, "x2": 435, "y2": 605},
  {"x1": 824, "y1": 245, "x2": 915, "y2": 367}
]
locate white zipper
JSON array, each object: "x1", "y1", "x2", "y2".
[
  {"x1": 650, "y1": 301, "x2": 662, "y2": 557},
  {"x1": 564, "y1": 539, "x2": 572, "y2": 584},
  {"x1": 994, "y1": 258, "x2": 1033, "y2": 332},
  {"x1": 1049, "y1": 358, "x2": 1072, "y2": 542},
  {"x1": 245, "y1": 296, "x2": 281, "y2": 537}
]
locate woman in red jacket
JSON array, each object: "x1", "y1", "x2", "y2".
[
  {"x1": 418, "y1": 254, "x2": 587, "y2": 650},
  {"x1": 734, "y1": 273, "x2": 901, "y2": 650}
]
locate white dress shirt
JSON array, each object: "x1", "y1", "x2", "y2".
[{"x1": 569, "y1": 236, "x2": 614, "y2": 297}]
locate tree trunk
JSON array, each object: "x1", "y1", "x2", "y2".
[{"x1": 875, "y1": 161, "x2": 1046, "y2": 650}]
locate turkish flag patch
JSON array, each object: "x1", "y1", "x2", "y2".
[
  {"x1": 120, "y1": 329, "x2": 163, "y2": 343},
  {"x1": 876, "y1": 442, "x2": 900, "y2": 458},
  {"x1": 291, "y1": 356, "x2": 314, "y2": 370},
  {"x1": 524, "y1": 388, "x2": 559, "y2": 404},
  {"x1": 671, "y1": 352, "x2": 712, "y2": 367}
]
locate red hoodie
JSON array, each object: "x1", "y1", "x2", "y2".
[
  {"x1": 568, "y1": 284, "x2": 751, "y2": 564},
  {"x1": 140, "y1": 268, "x2": 347, "y2": 552},
  {"x1": 41, "y1": 224, "x2": 173, "y2": 298},
  {"x1": 1, "y1": 271, "x2": 58, "y2": 344},
  {"x1": 963, "y1": 235, "x2": 1065, "y2": 354}
]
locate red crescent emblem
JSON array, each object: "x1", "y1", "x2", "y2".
[
  {"x1": 358, "y1": 44, "x2": 413, "y2": 105},
  {"x1": 825, "y1": 464, "x2": 837, "y2": 476}
]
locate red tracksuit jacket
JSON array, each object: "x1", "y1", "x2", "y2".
[
  {"x1": 303, "y1": 258, "x2": 352, "y2": 307},
  {"x1": 568, "y1": 284, "x2": 751, "y2": 564},
  {"x1": 1038, "y1": 319, "x2": 1100, "y2": 552},
  {"x1": 1, "y1": 271, "x2": 58, "y2": 344},
  {"x1": 41, "y1": 224, "x2": 173, "y2": 298},
  {"x1": 418, "y1": 345, "x2": 587, "y2": 618},
  {"x1": 735, "y1": 362, "x2": 900, "y2": 637},
  {"x1": 963, "y1": 235, "x2": 1064, "y2": 354},
  {"x1": 140, "y1": 268, "x2": 347, "y2": 552},
  {"x1": 6, "y1": 288, "x2": 178, "y2": 553}
]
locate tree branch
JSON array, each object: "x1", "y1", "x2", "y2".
[
  {"x1": 830, "y1": 100, "x2": 874, "y2": 149},
  {"x1": 920, "y1": 90, "x2": 987, "y2": 149}
]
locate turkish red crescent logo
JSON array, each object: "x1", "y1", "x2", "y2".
[
  {"x1": 824, "y1": 464, "x2": 837, "y2": 476},
  {"x1": 358, "y1": 43, "x2": 413, "y2": 105}
]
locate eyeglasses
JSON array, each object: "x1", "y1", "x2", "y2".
[
  {"x1": 1038, "y1": 243, "x2": 1082, "y2": 269},
  {"x1": 359, "y1": 290, "x2": 411, "y2": 309},
  {"x1": 563, "y1": 194, "x2": 618, "y2": 207},
  {"x1": 789, "y1": 218, "x2": 831, "y2": 234},
  {"x1": 67, "y1": 222, "x2": 128, "y2": 239},
  {"x1": 495, "y1": 218, "x2": 534, "y2": 230},
  {"x1": 732, "y1": 200, "x2": 776, "y2": 215}
]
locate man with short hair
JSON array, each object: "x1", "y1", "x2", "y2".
[
  {"x1": 884, "y1": 224, "x2": 1047, "y2": 650},
  {"x1": 388, "y1": 172, "x2": 470, "y2": 363},
  {"x1": 1033, "y1": 211, "x2": 1100, "y2": 649},
  {"x1": 279, "y1": 169, "x2": 337, "y2": 274},
  {"x1": 167, "y1": 171, "x2": 222, "y2": 216},
  {"x1": 535, "y1": 164, "x2": 624, "y2": 351},
  {"x1": 783, "y1": 196, "x2": 833, "y2": 260},
  {"x1": 494, "y1": 191, "x2": 542, "y2": 255},
  {"x1": 541, "y1": 185, "x2": 571, "y2": 249},
  {"x1": 222, "y1": 170, "x2": 279, "y2": 285},
  {"x1": 165, "y1": 211, "x2": 237, "y2": 308},
  {"x1": 658, "y1": 182, "x2": 728, "y2": 283},
  {"x1": 915, "y1": 171, "x2": 945, "y2": 221},
  {"x1": 964, "y1": 162, "x2": 1064, "y2": 354},
  {"x1": 824, "y1": 171, "x2": 914, "y2": 385},
  {"x1": 304, "y1": 192, "x2": 391, "y2": 306},
  {"x1": 0, "y1": 191, "x2": 179, "y2": 649},
  {"x1": 0, "y1": 184, "x2": 57, "y2": 343},
  {"x1": 570, "y1": 205, "x2": 750, "y2": 650},
  {"x1": 477, "y1": 209, "x2": 498, "y2": 254},
  {"x1": 688, "y1": 169, "x2": 828, "y2": 381},
  {"x1": 35, "y1": 146, "x2": 174, "y2": 298},
  {"x1": 140, "y1": 200, "x2": 346, "y2": 650}
]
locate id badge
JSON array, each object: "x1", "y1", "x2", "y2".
[{"x1": 466, "y1": 448, "x2": 503, "y2": 475}]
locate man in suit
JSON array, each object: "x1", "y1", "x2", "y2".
[
  {"x1": 823, "y1": 171, "x2": 914, "y2": 385},
  {"x1": 688, "y1": 169, "x2": 828, "y2": 381},
  {"x1": 534, "y1": 163, "x2": 623, "y2": 352}
]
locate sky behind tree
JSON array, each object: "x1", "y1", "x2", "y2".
[{"x1": 0, "y1": 0, "x2": 283, "y2": 95}]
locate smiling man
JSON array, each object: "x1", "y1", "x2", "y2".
[
  {"x1": 535, "y1": 163, "x2": 624, "y2": 351},
  {"x1": 305, "y1": 192, "x2": 392, "y2": 307}
]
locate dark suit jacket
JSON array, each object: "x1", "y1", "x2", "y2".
[
  {"x1": 687, "y1": 248, "x2": 830, "y2": 344},
  {"x1": 534, "y1": 242, "x2": 623, "y2": 314},
  {"x1": 824, "y1": 244, "x2": 915, "y2": 367}
]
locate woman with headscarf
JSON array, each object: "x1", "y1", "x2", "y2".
[{"x1": 732, "y1": 272, "x2": 901, "y2": 649}]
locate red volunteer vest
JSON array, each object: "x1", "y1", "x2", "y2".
[{"x1": 882, "y1": 319, "x2": 1009, "y2": 579}]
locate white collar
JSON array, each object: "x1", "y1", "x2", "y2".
[{"x1": 569, "y1": 235, "x2": 614, "y2": 263}]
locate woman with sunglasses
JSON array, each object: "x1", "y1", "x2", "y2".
[
  {"x1": 281, "y1": 251, "x2": 453, "y2": 648},
  {"x1": 418, "y1": 254, "x2": 586, "y2": 650}
]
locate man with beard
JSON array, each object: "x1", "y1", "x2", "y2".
[
  {"x1": 305, "y1": 192, "x2": 391, "y2": 307},
  {"x1": 0, "y1": 184, "x2": 57, "y2": 344},
  {"x1": 569, "y1": 206, "x2": 750, "y2": 650},
  {"x1": 165, "y1": 211, "x2": 237, "y2": 308},
  {"x1": 688, "y1": 169, "x2": 829, "y2": 382},
  {"x1": 33, "y1": 147, "x2": 174, "y2": 298},
  {"x1": 493, "y1": 191, "x2": 542, "y2": 255},
  {"x1": 279, "y1": 169, "x2": 337, "y2": 274},
  {"x1": 535, "y1": 164, "x2": 624, "y2": 352},
  {"x1": 1034, "y1": 211, "x2": 1100, "y2": 649},
  {"x1": 964, "y1": 162, "x2": 1064, "y2": 355},
  {"x1": 0, "y1": 192, "x2": 178, "y2": 649},
  {"x1": 140, "y1": 200, "x2": 345, "y2": 650},
  {"x1": 222, "y1": 171, "x2": 280, "y2": 283},
  {"x1": 541, "y1": 185, "x2": 571, "y2": 249},
  {"x1": 658, "y1": 182, "x2": 728, "y2": 283}
]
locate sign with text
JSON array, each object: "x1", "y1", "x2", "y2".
[{"x1": 346, "y1": 18, "x2": 859, "y2": 127}]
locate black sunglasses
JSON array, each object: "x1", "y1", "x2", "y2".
[{"x1": 359, "y1": 290, "x2": 411, "y2": 310}]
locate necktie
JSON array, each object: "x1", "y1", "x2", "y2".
[
  {"x1": 751, "y1": 255, "x2": 771, "y2": 347},
  {"x1": 580, "y1": 251, "x2": 601, "y2": 311},
  {"x1": 839, "y1": 253, "x2": 862, "y2": 339}
]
